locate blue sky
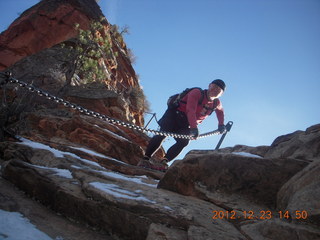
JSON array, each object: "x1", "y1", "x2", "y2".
[{"x1": 1, "y1": 0, "x2": 320, "y2": 160}]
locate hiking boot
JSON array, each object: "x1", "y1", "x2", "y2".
[
  {"x1": 149, "y1": 158, "x2": 169, "y2": 172},
  {"x1": 160, "y1": 158, "x2": 169, "y2": 171},
  {"x1": 137, "y1": 156, "x2": 152, "y2": 169}
]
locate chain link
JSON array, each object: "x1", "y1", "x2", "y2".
[{"x1": 0, "y1": 72, "x2": 221, "y2": 140}]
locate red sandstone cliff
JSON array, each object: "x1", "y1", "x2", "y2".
[
  {"x1": 0, "y1": 0, "x2": 164, "y2": 163},
  {"x1": 0, "y1": 2, "x2": 319, "y2": 238},
  {"x1": 0, "y1": 0, "x2": 139, "y2": 96},
  {"x1": 0, "y1": 0, "x2": 100, "y2": 70},
  {"x1": 0, "y1": 0, "x2": 149, "y2": 124}
]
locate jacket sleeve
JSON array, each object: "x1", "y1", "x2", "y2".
[
  {"x1": 215, "y1": 99, "x2": 225, "y2": 125},
  {"x1": 185, "y1": 89, "x2": 202, "y2": 128}
]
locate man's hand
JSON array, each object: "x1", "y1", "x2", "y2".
[
  {"x1": 190, "y1": 128, "x2": 199, "y2": 139},
  {"x1": 218, "y1": 124, "x2": 226, "y2": 134}
]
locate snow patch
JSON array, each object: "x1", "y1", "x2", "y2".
[
  {"x1": 89, "y1": 182, "x2": 156, "y2": 204},
  {"x1": 71, "y1": 146, "x2": 128, "y2": 165},
  {"x1": 232, "y1": 152, "x2": 263, "y2": 158},
  {"x1": 70, "y1": 146, "x2": 107, "y2": 159},
  {"x1": 96, "y1": 170, "x2": 158, "y2": 188},
  {"x1": 164, "y1": 206, "x2": 173, "y2": 211},
  {"x1": 94, "y1": 124, "x2": 130, "y2": 142},
  {"x1": 17, "y1": 137, "x2": 124, "y2": 168},
  {"x1": 53, "y1": 169, "x2": 73, "y2": 179},
  {"x1": 18, "y1": 137, "x2": 65, "y2": 158},
  {"x1": 76, "y1": 158, "x2": 104, "y2": 168},
  {"x1": 25, "y1": 163, "x2": 73, "y2": 179},
  {"x1": 0, "y1": 209, "x2": 59, "y2": 240}
]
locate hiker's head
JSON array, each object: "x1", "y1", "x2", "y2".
[{"x1": 208, "y1": 79, "x2": 225, "y2": 99}]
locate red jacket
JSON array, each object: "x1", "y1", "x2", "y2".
[{"x1": 177, "y1": 88, "x2": 224, "y2": 128}]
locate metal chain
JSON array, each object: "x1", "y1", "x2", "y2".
[{"x1": 0, "y1": 72, "x2": 221, "y2": 140}]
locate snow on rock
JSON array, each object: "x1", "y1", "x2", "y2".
[
  {"x1": 89, "y1": 182, "x2": 156, "y2": 204},
  {"x1": 70, "y1": 146, "x2": 128, "y2": 165},
  {"x1": 30, "y1": 164, "x2": 73, "y2": 179},
  {"x1": 0, "y1": 209, "x2": 57, "y2": 240},
  {"x1": 231, "y1": 151, "x2": 263, "y2": 158},
  {"x1": 94, "y1": 124, "x2": 130, "y2": 142},
  {"x1": 18, "y1": 137, "x2": 65, "y2": 158},
  {"x1": 17, "y1": 137, "x2": 123, "y2": 168},
  {"x1": 95, "y1": 170, "x2": 158, "y2": 188}
]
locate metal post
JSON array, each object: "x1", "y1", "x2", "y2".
[
  {"x1": 144, "y1": 113, "x2": 156, "y2": 129},
  {"x1": 215, "y1": 121, "x2": 233, "y2": 150}
]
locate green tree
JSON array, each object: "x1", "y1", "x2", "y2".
[{"x1": 62, "y1": 18, "x2": 115, "y2": 85}]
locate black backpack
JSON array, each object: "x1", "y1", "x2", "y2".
[{"x1": 167, "y1": 87, "x2": 218, "y2": 115}]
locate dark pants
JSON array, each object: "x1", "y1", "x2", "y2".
[{"x1": 145, "y1": 108, "x2": 190, "y2": 161}]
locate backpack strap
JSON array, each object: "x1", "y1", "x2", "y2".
[
  {"x1": 203, "y1": 98, "x2": 219, "y2": 116},
  {"x1": 179, "y1": 87, "x2": 204, "y2": 105},
  {"x1": 172, "y1": 88, "x2": 219, "y2": 116}
]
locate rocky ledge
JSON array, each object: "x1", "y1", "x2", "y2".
[
  {"x1": 0, "y1": 124, "x2": 319, "y2": 239},
  {"x1": 0, "y1": 0, "x2": 319, "y2": 239}
]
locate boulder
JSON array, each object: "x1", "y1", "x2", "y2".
[
  {"x1": 241, "y1": 219, "x2": 320, "y2": 240},
  {"x1": 265, "y1": 124, "x2": 320, "y2": 161},
  {"x1": 277, "y1": 160, "x2": 320, "y2": 226},
  {"x1": 158, "y1": 151, "x2": 308, "y2": 209},
  {"x1": 215, "y1": 144, "x2": 270, "y2": 157}
]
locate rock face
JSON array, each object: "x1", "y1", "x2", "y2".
[
  {"x1": 264, "y1": 124, "x2": 320, "y2": 161},
  {"x1": 1, "y1": 142, "x2": 244, "y2": 240},
  {"x1": 1, "y1": 124, "x2": 320, "y2": 239},
  {"x1": 0, "y1": 0, "x2": 102, "y2": 70},
  {"x1": 277, "y1": 160, "x2": 320, "y2": 226},
  {"x1": 157, "y1": 124, "x2": 320, "y2": 239},
  {"x1": 158, "y1": 151, "x2": 308, "y2": 209},
  {"x1": 0, "y1": 0, "x2": 144, "y2": 125},
  {"x1": 0, "y1": 0, "x2": 319, "y2": 239},
  {"x1": 0, "y1": 0, "x2": 159, "y2": 163}
]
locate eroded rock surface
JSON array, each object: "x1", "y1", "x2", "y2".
[
  {"x1": 1, "y1": 141, "x2": 246, "y2": 240},
  {"x1": 0, "y1": 0, "x2": 319, "y2": 239}
]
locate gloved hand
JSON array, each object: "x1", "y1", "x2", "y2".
[
  {"x1": 190, "y1": 128, "x2": 199, "y2": 139},
  {"x1": 218, "y1": 124, "x2": 226, "y2": 134}
]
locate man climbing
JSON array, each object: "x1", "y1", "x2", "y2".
[{"x1": 138, "y1": 79, "x2": 226, "y2": 171}]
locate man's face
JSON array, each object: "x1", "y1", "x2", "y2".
[{"x1": 208, "y1": 83, "x2": 224, "y2": 100}]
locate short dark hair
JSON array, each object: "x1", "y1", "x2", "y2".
[{"x1": 211, "y1": 79, "x2": 226, "y2": 91}]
